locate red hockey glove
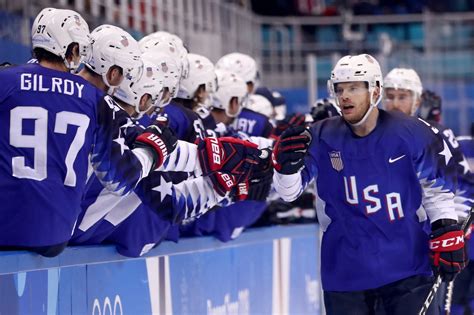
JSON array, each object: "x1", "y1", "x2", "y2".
[
  {"x1": 429, "y1": 224, "x2": 468, "y2": 281},
  {"x1": 272, "y1": 126, "x2": 312, "y2": 174},
  {"x1": 198, "y1": 136, "x2": 260, "y2": 183},
  {"x1": 134, "y1": 117, "x2": 178, "y2": 169},
  {"x1": 209, "y1": 172, "x2": 237, "y2": 197}
]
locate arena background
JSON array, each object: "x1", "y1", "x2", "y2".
[{"x1": 1, "y1": 0, "x2": 473, "y2": 135}]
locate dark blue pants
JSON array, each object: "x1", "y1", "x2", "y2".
[
  {"x1": 324, "y1": 275, "x2": 441, "y2": 315},
  {"x1": 451, "y1": 261, "x2": 474, "y2": 314}
]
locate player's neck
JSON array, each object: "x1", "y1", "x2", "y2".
[
  {"x1": 350, "y1": 107, "x2": 379, "y2": 137},
  {"x1": 210, "y1": 110, "x2": 229, "y2": 125},
  {"x1": 78, "y1": 68, "x2": 107, "y2": 92},
  {"x1": 39, "y1": 60, "x2": 68, "y2": 72},
  {"x1": 121, "y1": 102, "x2": 136, "y2": 117}
]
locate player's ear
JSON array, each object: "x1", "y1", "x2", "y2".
[
  {"x1": 372, "y1": 84, "x2": 381, "y2": 103},
  {"x1": 107, "y1": 66, "x2": 123, "y2": 86},
  {"x1": 65, "y1": 43, "x2": 80, "y2": 64}
]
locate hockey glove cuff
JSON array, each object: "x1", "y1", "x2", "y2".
[
  {"x1": 209, "y1": 172, "x2": 237, "y2": 197},
  {"x1": 134, "y1": 118, "x2": 178, "y2": 169},
  {"x1": 429, "y1": 224, "x2": 468, "y2": 282}
]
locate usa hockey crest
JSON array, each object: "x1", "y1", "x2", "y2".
[{"x1": 329, "y1": 151, "x2": 344, "y2": 171}]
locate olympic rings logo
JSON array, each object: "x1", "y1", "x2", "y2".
[{"x1": 92, "y1": 295, "x2": 123, "y2": 315}]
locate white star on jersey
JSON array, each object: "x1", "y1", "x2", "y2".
[
  {"x1": 152, "y1": 175, "x2": 173, "y2": 202},
  {"x1": 439, "y1": 140, "x2": 453, "y2": 165},
  {"x1": 459, "y1": 157, "x2": 471, "y2": 175},
  {"x1": 113, "y1": 137, "x2": 129, "y2": 155}
]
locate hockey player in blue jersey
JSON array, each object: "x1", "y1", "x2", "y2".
[
  {"x1": 383, "y1": 68, "x2": 474, "y2": 314},
  {"x1": 78, "y1": 24, "x2": 142, "y2": 94},
  {"x1": 272, "y1": 54, "x2": 467, "y2": 314},
  {"x1": 0, "y1": 9, "x2": 170, "y2": 256},
  {"x1": 215, "y1": 53, "x2": 274, "y2": 138},
  {"x1": 384, "y1": 68, "x2": 473, "y2": 217},
  {"x1": 160, "y1": 53, "x2": 214, "y2": 142},
  {"x1": 137, "y1": 43, "x2": 182, "y2": 128},
  {"x1": 179, "y1": 69, "x2": 274, "y2": 241},
  {"x1": 72, "y1": 45, "x2": 265, "y2": 253}
]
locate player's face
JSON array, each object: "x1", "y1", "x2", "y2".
[
  {"x1": 246, "y1": 82, "x2": 254, "y2": 94},
  {"x1": 335, "y1": 81, "x2": 370, "y2": 124},
  {"x1": 227, "y1": 97, "x2": 241, "y2": 117},
  {"x1": 160, "y1": 88, "x2": 171, "y2": 106},
  {"x1": 384, "y1": 88, "x2": 414, "y2": 115},
  {"x1": 139, "y1": 94, "x2": 153, "y2": 113}
]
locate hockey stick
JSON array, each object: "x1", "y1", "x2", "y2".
[
  {"x1": 444, "y1": 281, "x2": 454, "y2": 315},
  {"x1": 444, "y1": 207, "x2": 474, "y2": 315},
  {"x1": 418, "y1": 206, "x2": 474, "y2": 315}
]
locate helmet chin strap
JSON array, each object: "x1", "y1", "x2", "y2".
[
  {"x1": 64, "y1": 58, "x2": 80, "y2": 74},
  {"x1": 350, "y1": 89, "x2": 380, "y2": 127},
  {"x1": 102, "y1": 72, "x2": 119, "y2": 95},
  {"x1": 350, "y1": 103, "x2": 376, "y2": 127},
  {"x1": 410, "y1": 93, "x2": 419, "y2": 116}
]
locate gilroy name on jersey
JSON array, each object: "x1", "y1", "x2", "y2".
[{"x1": 20, "y1": 73, "x2": 85, "y2": 98}]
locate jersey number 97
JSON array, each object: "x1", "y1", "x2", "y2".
[{"x1": 9, "y1": 106, "x2": 90, "y2": 187}]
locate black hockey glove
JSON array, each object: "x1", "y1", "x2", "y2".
[
  {"x1": 418, "y1": 90, "x2": 442, "y2": 123},
  {"x1": 310, "y1": 99, "x2": 340, "y2": 122},
  {"x1": 134, "y1": 117, "x2": 178, "y2": 169},
  {"x1": 272, "y1": 126, "x2": 312, "y2": 174},
  {"x1": 233, "y1": 148, "x2": 274, "y2": 202},
  {"x1": 429, "y1": 223, "x2": 468, "y2": 281},
  {"x1": 272, "y1": 112, "x2": 307, "y2": 138}
]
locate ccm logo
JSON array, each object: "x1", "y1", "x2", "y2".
[
  {"x1": 430, "y1": 236, "x2": 464, "y2": 250},
  {"x1": 209, "y1": 137, "x2": 221, "y2": 165},
  {"x1": 147, "y1": 134, "x2": 168, "y2": 157},
  {"x1": 220, "y1": 173, "x2": 234, "y2": 188}
]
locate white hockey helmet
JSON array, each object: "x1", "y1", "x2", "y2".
[
  {"x1": 31, "y1": 8, "x2": 91, "y2": 71},
  {"x1": 212, "y1": 69, "x2": 248, "y2": 117},
  {"x1": 215, "y1": 53, "x2": 259, "y2": 86},
  {"x1": 384, "y1": 67, "x2": 422, "y2": 115},
  {"x1": 85, "y1": 24, "x2": 143, "y2": 88},
  {"x1": 245, "y1": 94, "x2": 274, "y2": 118},
  {"x1": 139, "y1": 31, "x2": 189, "y2": 79},
  {"x1": 141, "y1": 51, "x2": 181, "y2": 107},
  {"x1": 384, "y1": 68, "x2": 422, "y2": 95},
  {"x1": 328, "y1": 54, "x2": 383, "y2": 126},
  {"x1": 114, "y1": 56, "x2": 164, "y2": 116},
  {"x1": 177, "y1": 53, "x2": 216, "y2": 100}
]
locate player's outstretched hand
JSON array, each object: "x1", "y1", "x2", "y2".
[
  {"x1": 272, "y1": 126, "x2": 312, "y2": 174},
  {"x1": 197, "y1": 136, "x2": 260, "y2": 183},
  {"x1": 233, "y1": 148, "x2": 274, "y2": 201},
  {"x1": 272, "y1": 112, "x2": 307, "y2": 138},
  {"x1": 429, "y1": 223, "x2": 468, "y2": 281},
  {"x1": 134, "y1": 117, "x2": 178, "y2": 169}
]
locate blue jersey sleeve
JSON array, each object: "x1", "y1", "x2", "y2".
[
  {"x1": 90, "y1": 95, "x2": 151, "y2": 195},
  {"x1": 163, "y1": 102, "x2": 205, "y2": 142}
]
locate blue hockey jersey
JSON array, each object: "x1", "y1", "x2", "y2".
[
  {"x1": 163, "y1": 101, "x2": 205, "y2": 142},
  {"x1": 457, "y1": 135, "x2": 474, "y2": 259},
  {"x1": 0, "y1": 64, "x2": 150, "y2": 247},
  {"x1": 231, "y1": 108, "x2": 273, "y2": 138},
  {"x1": 275, "y1": 110, "x2": 458, "y2": 291}
]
